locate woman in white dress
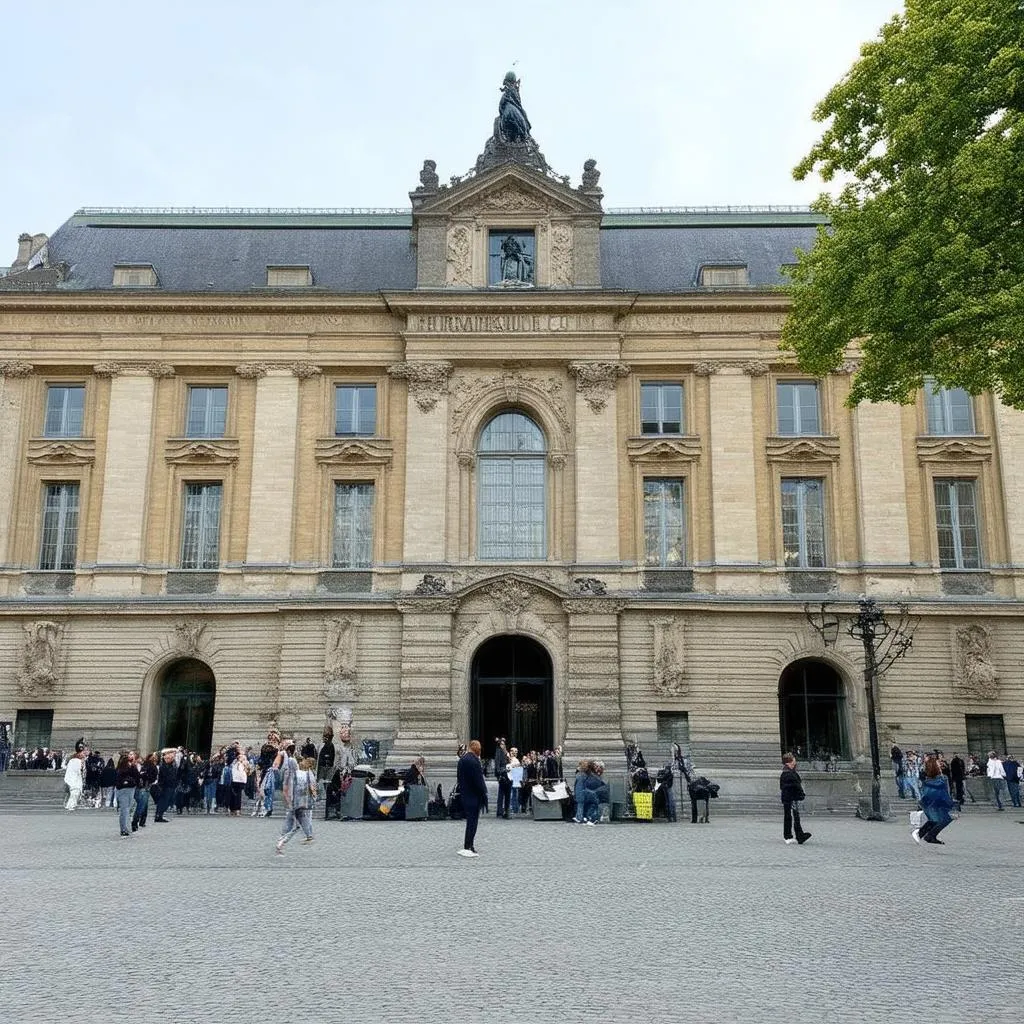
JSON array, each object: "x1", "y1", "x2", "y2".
[{"x1": 63, "y1": 749, "x2": 85, "y2": 810}]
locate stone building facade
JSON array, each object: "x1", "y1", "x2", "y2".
[{"x1": 1, "y1": 91, "x2": 1022, "y2": 777}]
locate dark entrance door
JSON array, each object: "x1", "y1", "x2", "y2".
[
  {"x1": 158, "y1": 658, "x2": 215, "y2": 756},
  {"x1": 778, "y1": 659, "x2": 849, "y2": 761},
  {"x1": 471, "y1": 635, "x2": 553, "y2": 761}
]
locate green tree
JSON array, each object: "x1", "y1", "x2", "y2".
[{"x1": 783, "y1": 0, "x2": 1024, "y2": 408}]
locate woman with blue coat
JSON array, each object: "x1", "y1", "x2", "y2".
[{"x1": 914, "y1": 756, "x2": 956, "y2": 845}]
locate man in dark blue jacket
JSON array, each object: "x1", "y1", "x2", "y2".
[{"x1": 457, "y1": 740, "x2": 488, "y2": 858}]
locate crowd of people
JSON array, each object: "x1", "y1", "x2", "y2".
[{"x1": 889, "y1": 744, "x2": 1021, "y2": 811}]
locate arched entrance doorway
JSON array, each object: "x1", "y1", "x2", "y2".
[
  {"x1": 778, "y1": 659, "x2": 849, "y2": 761},
  {"x1": 158, "y1": 658, "x2": 215, "y2": 756},
  {"x1": 471, "y1": 635, "x2": 553, "y2": 761}
]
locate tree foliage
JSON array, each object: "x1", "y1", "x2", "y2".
[{"x1": 783, "y1": 0, "x2": 1024, "y2": 407}]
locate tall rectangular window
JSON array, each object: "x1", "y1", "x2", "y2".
[
  {"x1": 776, "y1": 382, "x2": 821, "y2": 435},
  {"x1": 934, "y1": 479, "x2": 981, "y2": 568},
  {"x1": 924, "y1": 378, "x2": 974, "y2": 435},
  {"x1": 185, "y1": 386, "x2": 228, "y2": 438},
  {"x1": 640, "y1": 383, "x2": 683, "y2": 435},
  {"x1": 643, "y1": 478, "x2": 686, "y2": 566},
  {"x1": 181, "y1": 482, "x2": 222, "y2": 569},
  {"x1": 43, "y1": 385, "x2": 85, "y2": 438},
  {"x1": 333, "y1": 482, "x2": 374, "y2": 567},
  {"x1": 39, "y1": 482, "x2": 80, "y2": 570},
  {"x1": 335, "y1": 385, "x2": 376, "y2": 436},
  {"x1": 781, "y1": 478, "x2": 826, "y2": 568}
]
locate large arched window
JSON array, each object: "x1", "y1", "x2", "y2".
[{"x1": 478, "y1": 411, "x2": 546, "y2": 560}]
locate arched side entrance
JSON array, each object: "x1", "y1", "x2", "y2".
[
  {"x1": 158, "y1": 658, "x2": 216, "y2": 756},
  {"x1": 778, "y1": 658, "x2": 849, "y2": 761},
  {"x1": 471, "y1": 635, "x2": 553, "y2": 761}
]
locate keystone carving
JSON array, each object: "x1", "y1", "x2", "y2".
[
  {"x1": 953, "y1": 623, "x2": 998, "y2": 700},
  {"x1": 17, "y1": 620, "x2": 64, "y2": 697},
  {"x1": 174, "y1": 619, "x2": 206, "y2": 654},
  {"x1": 487, "y1": 578, "x2": 535, "y2": 617},
  {"x1": 388, "y1": 361, "x2": 454, "y2": 412},
  {"x1": 450, "y1": 372, "x2": 571, "y2": 436},
  {"x1": 568, "y1": 362, "x2": 629, "y2": 413}
]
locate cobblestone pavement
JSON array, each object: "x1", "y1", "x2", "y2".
[{"x1": 1, "y1": 806, "x2": 1019, "y2": 1024}]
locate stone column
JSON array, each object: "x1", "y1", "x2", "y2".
[
  {"x1": 389, "y1": 597, "x2": 460, "y2": 765},
  {"x1": 245, "y1": 368, "x2": 301, "y2": 567},
  {"x1": 707, "y1": 366, "x2": 759, "y2": 586},
  {"x1": 569, "y1": 362, "x2": 628, "y2": 565},
  {"x1": 94, "y1": 364, "x2": 163, "y2": 593},
  {"x1": 0, "y1": 361, "x2": 33, "y2": 568},
  {"x1": 994, "y1": 400, "x2": 1024, "y2": 597},
  {"x1": 560, "y1": 598, "x2": 625, "y2": 761},
  {"x1": 852, "y1": 402, "x2": 911, "y2": 570},
  {"x1": 389, "y1": 361, "x2": 453, "y2": 566}
]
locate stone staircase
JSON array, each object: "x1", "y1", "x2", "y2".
[{"x1": 0, "y1": 769, "x2": 70, "y2": 811}]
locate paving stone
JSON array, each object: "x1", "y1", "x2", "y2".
[{"x1": 0, "y1": 808, "x2": 1019, "y2": 1023}]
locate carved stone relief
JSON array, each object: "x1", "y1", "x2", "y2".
[
  {"x1": 568, "y1": 362, "x2": 629, "y2": 413},
  {"x1": 487, "y1": 578, "x2": 535, "y2": 617},
  {"x1": 445, "y1": 225, "x2": 473, "y2": 287},
  {"x1": 415, "y1": 574, "x2": 449, "y2": 595},
  {"x1": 388, "y1": 361, "x2": 454, "y2": 412},
  {"x1": 450, "y1": 372, "x2": 571, "y2": 436},
  {"x1": 324, "y1": 616, "x2": 359, "y2": 700},
  {"x1": 290, "y1": 362, "x2": 322, "y2": 379},
  {"x1": 478, "y1": 187, "x2": 546, "y2": 212},
  {"x1": 18, "y1": 620, "x2": 64, "y2": 697},
  {"x1": 174, "y1": 619, "x2": 206, "y2": 654},
  {"x1": 235, "y1": 363, "x2": 270, "y2": 379},
  {"x1": 549, "y1": 223, "x2": 573, "y2": 287},
  {"x1": 0, "y1": 360, "x2": 33, "y2": 377},
  {"x1": 652, "y1": 617, "x2": 687, "y2": 696},
  {"x1": 953, "y1": 623, "x2": 998, "y2": 700}
]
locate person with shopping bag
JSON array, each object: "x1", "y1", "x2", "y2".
[{"x1": 913, "y1": 756, "x2": 956, "y2": 845}]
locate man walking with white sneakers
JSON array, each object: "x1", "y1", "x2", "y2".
[{"x1": 456, "y1": 740, "x2": 488, "y2": 858}]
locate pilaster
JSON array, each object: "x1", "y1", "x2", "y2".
[
  {"x1": 994, "y1": 400, "x2": 1024, "y2": 596},
  {"x1": 245, "y1": 369, "x2": 299, "y2": 566},
  {"x1": 94, "y1": 367, "x2": 157, "y2": 592},
  {"x1": 0, "y1": 363, "x2": 32, "y2": 567}
]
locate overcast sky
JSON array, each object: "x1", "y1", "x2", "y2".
[{"x1": 1, "y1": 0, "x2": 903, "y2": 259}]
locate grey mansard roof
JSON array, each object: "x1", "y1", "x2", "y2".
[{"x1": 2, "y1": 207, "x2": 826, "y2": 293}]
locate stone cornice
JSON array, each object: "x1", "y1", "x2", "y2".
[
  {"x1": 915, "y1": 435, "x2": 993, "y2": 463},
  {"x1": 561, "y1": 597, "x2": 628, "y2": 616},
  {"x1": 26, "y1": 438, "x2": 96, "y2": 465},
  {"x1": 164, "y1": 438, "x2": 240, "y2": 465},
  {"x1": 765, "y1": 435, "x2": 841, "y2": 462},
  {"x1": 314, "y1": 437, "x2": 393, "y2": 465},
  {"x1": 394, "y1": 597, "x2": 461, "y2": 614},
  {"x1": 626, "y1": 435, "x2": 703, "y2": 463}
]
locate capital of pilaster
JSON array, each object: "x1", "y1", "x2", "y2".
[
  {"x1": 693, "y1": 361, "x2": 719, "y2": 377},
  {"x1": 93, "y1": 362, "x2": 122, "y2": 377},
  {"x1": 388, "y1": 361, "x2": 454, "y2": 412},
  {"x1": 0, "y1": 360, "x2": 34, "y2": 378},
  {"x1": 742, "y1": 360, "x2": 770, "y2": 377},
  {"x1": 568, "y1": 361, "x2": 629, "y2": 413},
  {"x1": 290, "y1": 362, "x2": 322, "y2": 379},
  {"x1": 456, "y1": 450, "x2": 476, "y2": 469},
  {"x1": 148, "y1": 362, "x2": 176, "y2": 379}
]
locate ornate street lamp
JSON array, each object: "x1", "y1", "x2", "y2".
[{"x1": 847, "y1": 597, "x2": 917, "y2": 821}]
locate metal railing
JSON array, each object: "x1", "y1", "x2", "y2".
[{"x1": 76, "y1": 206, "x2": 409, "y2": 217}]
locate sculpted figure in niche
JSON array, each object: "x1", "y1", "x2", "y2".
[
  {"x1": 499, "y1": 235, "x2": 534, "y2": 284},
  {"x1": 19, "y1": 621, "x2": 62, "y2": 696},
  {"x1": 324, "y1": 617, "x2": 358, "y2": 699},
  {"x1": 498, "y1": 71, "x2": 531, "y2": 143},
  {"x1": 955, "y1": 623, "x2": 998, "y2": 700}
]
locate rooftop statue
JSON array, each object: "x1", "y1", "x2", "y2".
[{"x1": 498, "y1": 72, "x2": 532, "y2": 144}]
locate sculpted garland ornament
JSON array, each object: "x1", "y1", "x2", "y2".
[
  {"x1": 568, "y1": 362, "x2": 629, "y2": 412},
  {"x1": 388, "y1": 361, "x2": 454, "y2": 412}
]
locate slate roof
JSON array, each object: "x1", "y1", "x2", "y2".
[{"x1": 10, "y1": 207, "x2": 826, "y2": 294}]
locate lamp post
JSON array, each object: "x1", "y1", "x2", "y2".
[{"x1": 847, "y1": 597, "x2": 917, "y2": 821}]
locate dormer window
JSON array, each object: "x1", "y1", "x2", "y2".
[
  {"x1": 488, "y1": 231, "x2": 534, "y2": 286},
  {"x1": 112, "y1": 263, "x2": 157, "y2": 287},
  {"x1": 266, "y1": 265, "x2": 312, "y2": 287},
  {"x1": 698, "y1": 264, "x2": 748, "y2": 287}
]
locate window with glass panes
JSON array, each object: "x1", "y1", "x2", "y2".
[
  {"x1": 185, "y1": 386, "x2": 228, "y2": 438},
  {"x1": 643, "y1": 478, "x2": 686, "y2": 566},
  {"x1": 781, "y1": 478, "x2": 826, "y2": 568},
  {"x1": 43, "y1": 385, "x2": 85, "y2": 438},
  {"x1": 640, "y1": 383, "x2": 683, "y2": 435},
  {"x1": 477, "y1": 411, "x2": 546, "y2": 560},
  {"x1": 333, "y1": 482, "x2": 374, "y2": 567},
  {"x1": 180, "y1": 482, "x2": 222, "y2": 569},
  {"x1": 776, "y1": 382, "x2": 820, "y2": 435},
  {"x1": 965, "y1": 714, "x2": 1006, "y2": 758},
  {"x1": 924, "y1": 378, "x2": 974, "y2": 435},
  {"x1": 38, "y1": 482, "x2": 80, "y2": 570},
  {"x1": 335, "y1": 385, "x2": 376, "y2": 436},
  {"x1": 934, "y1": 479, "x2": 981, "y2": 568}
]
